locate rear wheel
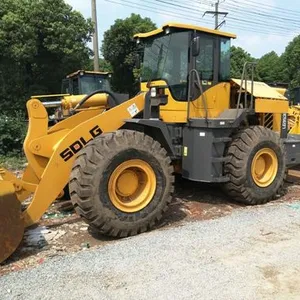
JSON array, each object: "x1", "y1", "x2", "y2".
[
  {"x1": 69, "y1": 130, "x2": 174, "y2": 237},
  {"x1": 224, "y1": 126, "x2": 286, "y2": 205}
]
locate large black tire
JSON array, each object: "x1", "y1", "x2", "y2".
[
  {"x1": 224, "y1": 126, "x2": 286, "y2": 205},
  {"x1": 69, "y1": 130, "x2": 174, "y2": 237}
]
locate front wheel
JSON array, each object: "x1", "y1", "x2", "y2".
[
  {"x1": 223, "y1": 126, "x2": 286, "y2": 205},
  {"x1": 69, "y1": 130, "x2": 174, "y2": 237}
]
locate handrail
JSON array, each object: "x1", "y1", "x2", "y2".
[
  {"x1": 187, "y1": 69, "x2": 208, "y2": 124},
  {"x1": 236, "y1": 61, "x2": 257, "y2": 118}
]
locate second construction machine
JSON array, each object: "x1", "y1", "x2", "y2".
[{"x1": 1, "y1": 23, "x2": 300, "y2": 263}]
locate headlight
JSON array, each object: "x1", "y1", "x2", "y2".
[{"x1": 150, "y1": 87, "x2": 156, "y2": 97}]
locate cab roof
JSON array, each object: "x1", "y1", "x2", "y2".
[
  {"x1": 66, "y1": 70, "x2": 112, "y2": 78},
  {"x1": 134, "y1": 22, "x2": 237, "y2": 39}
]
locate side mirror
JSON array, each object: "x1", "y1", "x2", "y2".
[
  {"x1": 192, "y1": 37, "x2": 200, "y2": 57},
  {"x1": 135, "y1": 53, "x2": 141, "y2": 69}
]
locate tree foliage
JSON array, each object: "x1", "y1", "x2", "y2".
[
  {"x1": 101, "y1": 13, "x2": 156, "y2": 96},
  {"x1": 87, "y1": 58, "x2": 113, "y2": 73},
  {"x1": 0, "y1": 0, "x2": 93, "y2": 113},
  {"x1": 256, "y1": 51, "x2": 284, "y2": 83},
  {"x1": 229, "y1": 46, "x2": 287, "y2": 83},
  {"x1": 0, "y1": 112, "x2": 27, "y2": 156},
  {"x1": 230, "y1": 46, "x2": 256, "y2": 79},
  {"x1": 281, "y1": 36, "x2": 300, "y2": 88}
]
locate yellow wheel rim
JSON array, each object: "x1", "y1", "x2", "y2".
[
  {"x1": 251, "y1": 148, "x2": 278, "y2": 187},
  {"x1": 108, "y1": 159, "x2": 156, "y2": 213}
]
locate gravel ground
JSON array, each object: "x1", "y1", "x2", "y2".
[
  {"x1": 0, "y1": 179, "x2": 240, "y2": 275},
  {"x1": 1, "y1": 200, "x2": 300, "y2": 300}
]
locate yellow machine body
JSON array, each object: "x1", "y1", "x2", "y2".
[
  {"x1": 141, "y1": 80, "x2": 290, "y2": 128},
  {"x1": 141, "y1": 81, "x2": 232, "y2": 121}
]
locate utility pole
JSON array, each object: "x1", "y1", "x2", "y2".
[
  {"x1": 203, "y1": 0, "x2": 228, "y2": 30},
  {"x1": 91, "y1": 0, "x2": 100, "y2": 71},
  {"x1": 215, "y1": 0, "x2": 219, "y2": 30}
]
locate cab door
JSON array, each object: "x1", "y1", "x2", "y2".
[{"x1": 189, "y1": 33, "x2": 230, "y2": 116}]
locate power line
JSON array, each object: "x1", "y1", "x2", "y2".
[
  {"x1": 151, "y1": 0, "x2": 212, "y2": 19},
  {"x1": 227, "y1": 16, "x2": 296, "y2": 32},
  {"x1": 104, "y1": 0, "x2": 297, "y2": 37},
  {"x1": 168, "y1": 0, "x2": 300, "y2": 35},
  {"x1": 158, "y1": 0, "x2": 297, "y2": 34},
  {"x1": 178, "y1": 0, "x2": 300, "y2": 20},
  {"x1": 189, "y1": 0, "x2": 300, "y2": 19},
  {"x1": 150, "y1": 0, "x2": 296, "y2": 33},
  {"x1": 225, "y1": 0, "x2": 300, "y2": 17},
  {"x1": 233, "y1": 0, "x2": 300, "y2": 16},
  {"x1": 170, "y1": 0, "x2": 300, "y2": 30},
  {"x1": 104, "y1": 0, "x2": 215, "y2": 26},
  {"x1": 223, "y1": 2, "x2": 300, "y2": 25},
  {"x1": 153, "y1": 0, "x2": 210, "y2": 14},
  {"x1": 224, "y1": 23, "x2": 294, "y2": 37},
  {"x1": 225, "y1": 6, "x2": 300, "y2": 24}
]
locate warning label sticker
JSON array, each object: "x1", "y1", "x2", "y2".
[{"x1": 127, "y1": 103, "x2": 139, "y2": 117}]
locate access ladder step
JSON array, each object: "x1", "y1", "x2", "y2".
[
  {"x1": 212, "y1": 176, "x2": 230, "y2": 183},
  {"x1": 213, "y1": 137, "x2": 232, "y2": 143},
  {"x1": 211, "y1": 157, "x2": 230, "y2": 163}
]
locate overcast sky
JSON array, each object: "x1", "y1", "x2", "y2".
[{"x1": 65, "y1": 0, "x2": 299, "y2": 58}]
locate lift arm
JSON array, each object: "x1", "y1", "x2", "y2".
[{"x1": 1, "y1": 93, "x2": 146, "y2": 227}]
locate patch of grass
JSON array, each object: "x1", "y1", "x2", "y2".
[{"x1": 0, "y1": 155, "x2": 27, "y2": 170}]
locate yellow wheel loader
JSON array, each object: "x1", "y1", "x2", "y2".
[
  {"x1": 47, "y1": 70, "x2": 128, "y2": 124},
  {"x1": 61, "y1": 70, "x2": 113, "y2": 96},
  {"x1": 2, "y1": 23, "x2": 300, "y2": 263}
]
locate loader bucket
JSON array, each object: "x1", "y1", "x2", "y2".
[{"x1": 0, "y1": 181, "x2": 24, "y2": 264}]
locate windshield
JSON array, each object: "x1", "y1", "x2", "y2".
[
  {"x1": 61, "y1": 79, "x2": 70, "y2": 94},
  {"x1": 80, "y1": 75, "x2": 111, "y2": 95},
  {"x1": 141, "y1": 31, "x2": 190, "y2": 101}
]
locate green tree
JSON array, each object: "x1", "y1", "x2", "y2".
[
  {"x1": 0, "y1": 0, "x2": 93, "y2": 113},
  {"x1": 0, "y1": 112, "x2": 27, "y2": 156},
  {"x1": 230, "y1": 46, "x2": 256, "y2": 79},
  {"x1": 101, "y1": 13, "x2": 156, "y2": 95},
  {"x1": 256, "y1": 51, "x2": 284, "y2": 83},
  {"x1": 99, "y1": 58, "x2": 113, "y2": 73},
  {"x1": 281, "y1": 35, "x2": 300, "y2": 88},
  {"x1": 87, "y1": 58, "x2": 113, "y2": 72}
]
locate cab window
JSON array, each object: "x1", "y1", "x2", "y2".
[
  {"x1": 73, "y1": 78, "x2": 79, "y2": 94},
  {"x1": 220, "y1": 38, "x2": 231, "y2": 81},
  {"x1": 195, "y1": 34, "x2": 214, "y2": 82},
  {"x1": 141, "y1": 31, "x2": 190, "y2": 101}
]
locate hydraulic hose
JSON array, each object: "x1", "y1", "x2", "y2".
[{"x1": 72, "y1": 89, "x2": 119, "y2": 113}]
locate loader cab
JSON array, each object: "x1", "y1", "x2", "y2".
[
  {"x1": 289, "y1": 86, "x2": 300, "y2": 105},
  {"x1": 61, "y1": 70, "x2": 112, "y2": 96},
  {"x1": 135, "y1": 23, "x2": 236, "y2": 122}
]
